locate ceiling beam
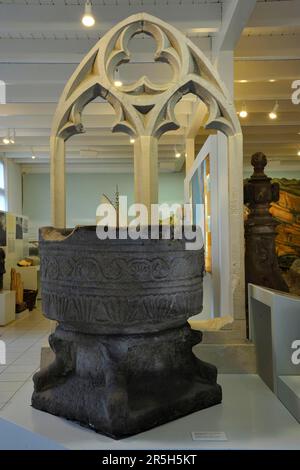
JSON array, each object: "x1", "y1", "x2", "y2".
[
  {"x1": 234, "y1": 83, "x2": 295, "y2": 101},
  {"x1": 235, "y1": 100, "x2": 299, "y2": 113},
  {"x1": 0, "y1": 3, "x2": 221, "y2": 36},
  {"x1": 239, "y1": 113, "x2": 300, "y2": 127},
  {"x1": 0, "y1": 36, "x2": 212, "y2": 64},
  {"x1": 236, "y1": 34, "x2": 300, "y2": 61},
  {"x1": 212, "y1": 0, "x2": 257, "y2": 61},
  {"x1": 242, "y1": 125, "x2": 300, "y2": 136},
  {"x1": 247, "y1": 0, "x2": 300, "y2": 30},
  {"x1": 235, "y1": 60, "x2": 300, "y2": 82}
]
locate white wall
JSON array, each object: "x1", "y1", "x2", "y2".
[
  {"x1": 23, "y1": 172, "x2": 185, "y2": 239},
  {"x1": 6, "y1": 159, "x2": 22, "y2": 215}
]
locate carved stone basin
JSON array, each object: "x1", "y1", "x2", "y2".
[
  {"x1": 32, "y1": 226, "x2": 222, "y2": 439},
  {"x1": 38, "y1": 226, "x2": 204, "y2": 334}
]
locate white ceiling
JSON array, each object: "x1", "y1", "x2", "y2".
[{"x1": 0, "y1": 0, "x2": 299, "y2": 173}]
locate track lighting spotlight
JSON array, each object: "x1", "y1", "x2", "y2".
[
  {"x1": 114, "y1": 68, "x2": 123, "y2": 87},
  {"x1": 174, "y1": 146, "x2": 181, "y2": 158},
  {"x1": 239, "y1": 102, "x2": 248, "y2": 118},
  {"x1": 82, "y1": 1, "x2": 95, "y2": 28},
  {"x1": 269, "y1": 101, "x2": 279, "y2": 120},
  {"x1": 9, "y1": 129, "x2": 15, "y2": 144},
  {"x1": 2, "y1": 130, "x2": 10, "y2": 145}
]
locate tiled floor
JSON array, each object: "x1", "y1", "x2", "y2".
[
  {"x1": 0, "y1": 306, "x2": 300, "y2": 449},
  {"x1": 0, "y1": 305, "x2": 51, "y2": 410}
]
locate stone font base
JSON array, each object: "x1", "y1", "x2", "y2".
[{"x1": 32, "y1": 323, "x2": 222, "y2": 439}]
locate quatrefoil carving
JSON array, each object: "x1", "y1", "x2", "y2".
[{"x1": 52, "y1": 13, "x2": 240, "y2": 143}]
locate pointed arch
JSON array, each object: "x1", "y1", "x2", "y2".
[{"x1": 50, "y1": 13, "x2": 244, "y2": 330}]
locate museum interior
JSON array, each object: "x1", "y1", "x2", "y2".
[{"x1": 0, "y1": 0, "x2": 300, "y2": 451}]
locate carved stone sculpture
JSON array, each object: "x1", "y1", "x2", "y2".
[
  {"x1": 10, "y1": 268, "x2": 27, "y2": 313},
  {"x1": 0, "y1": 248, "x2": 5, "y2": 290},
  {"x1": 32, "y1": 227, "x2": 222, "y2": 439},
  {"x1": 244, "y1": 152, "x2": 289, "y2": 293},
  {"x1": 32, "y1": 13, "x2": 228, "y2": 439}
]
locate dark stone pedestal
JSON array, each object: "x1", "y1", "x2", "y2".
[
  {"x1": 244, "y1": 153, "x2": 288, "y2": 293},
  {"x1": 32, "y1": 323, "x2": 221, "y2": 439},
  {"x1": 32, "y1": 226, "x2": 222, "y2": 439}
]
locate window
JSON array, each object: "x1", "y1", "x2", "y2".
[{"x1": 0, "y1": 161, "x2": 6, "y2": 211}]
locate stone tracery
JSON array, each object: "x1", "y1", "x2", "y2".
[{"x1": 50, "y1": 12, "x2": 244, "y2": 335}]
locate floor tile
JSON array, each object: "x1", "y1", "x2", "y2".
[
  {"x1": 0, "y1": 391, "x2": 17, "y2": 402},
  {"x1": 0, "y1": 382, "x2": 24, "y2": 393},
  {"x1": 0, "y1": 373, "x2": 33, "y2": 382},
  {"x1": 4, "y1": 366, "x2": 38, "y2": 374},
  {"x1": 12, "y1": 359, "x2": 39, "y2": 367},
  {"x1": 5, "y1": 356, "x2": 22, "y2": 365}
]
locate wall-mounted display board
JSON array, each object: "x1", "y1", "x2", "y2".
[{"x1": 0, "y1": 211, "x2": 29, "y2": 290}]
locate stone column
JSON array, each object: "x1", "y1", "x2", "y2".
[
  {"x1": 228, "y1": 133, "x2": 246, "y2": 337},
  {"x1": 185, "y1": 137, "x2": 195, "y2": 174},
  {"x1": 50, "y1": 136, "x2": 66, "y2": 228},
  {"x1": 133, "y1": 136, "x2": 158, "y2": 213}
]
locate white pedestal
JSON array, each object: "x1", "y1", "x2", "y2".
[
  {"x1": 0, "y1": 290, "x2": 16, "y2": 326},
  {"x1": 15, "y1": 266, "x2": 39, "y2": 291},
  {"x1": 15, "y1": 265, "x2": 41, "y2": 301},
  {"x1": 249, "y1": 283, "x2": 300, "y2": 423}
]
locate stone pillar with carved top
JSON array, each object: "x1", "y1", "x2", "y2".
[{"x1": 244, "y1": 152, "x2": 289, "y2": 294}]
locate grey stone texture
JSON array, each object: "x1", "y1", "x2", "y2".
[{"x1": 32, "y1": 226, "x2": 222, "y2": 439}]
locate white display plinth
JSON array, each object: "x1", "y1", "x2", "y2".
[
  {"x1": 1, "y1": 375, "x2": 300, "y2": 450},
  {"x1": 15, "y1": 266, "x2": 39, "y2": 291},
  {"x1": 0, "y1": 290, "x2": 16, "y2": 326},
  {"x1": 249, "y1": 283, "x2": 300, "y2": 423}
]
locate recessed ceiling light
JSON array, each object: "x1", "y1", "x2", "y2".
[
  {"x1": 31, "y1": 155, "x2": 36, "y2": 160},
  {"x1": 269, "y1": 79, "x2": 276, "y2": 83},
  {"x1": 114, "y1": 68, "x2": 123, "y2": 87},
  {"x1": 82, "y1": 1, "x2": 95, "y2": 28},
  {"x1": 9, "y1": 130, "x2": 15, "y2": 144},
  {"x1": 298, "y1": 151, "x2": 300, "y2": 157},
  {"x1": 239, "y1": 80, "x2": 248, "y2": 83},
  {"x1": 239, "y1": 110, "x2": 248, "y2": 118},
  {"x1": 269, "y1": 101, "x2": 279, "y2": 120},
  {"x1": 175, "y1": 151, "x2": 181, "y2": 158},
  {"x1": 130, "y1": 138, "x2": 135, "y2": 144},
  {"x1": 239, "y1": 102, "x2": 248, "y2": 118},
  {"x1": 2, "y1": 130, "x2": 11, "y2": 144}
]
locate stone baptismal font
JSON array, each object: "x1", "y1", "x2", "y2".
[{"x1": 31, "y1": 13, "x2": 242, "y2": 439}]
